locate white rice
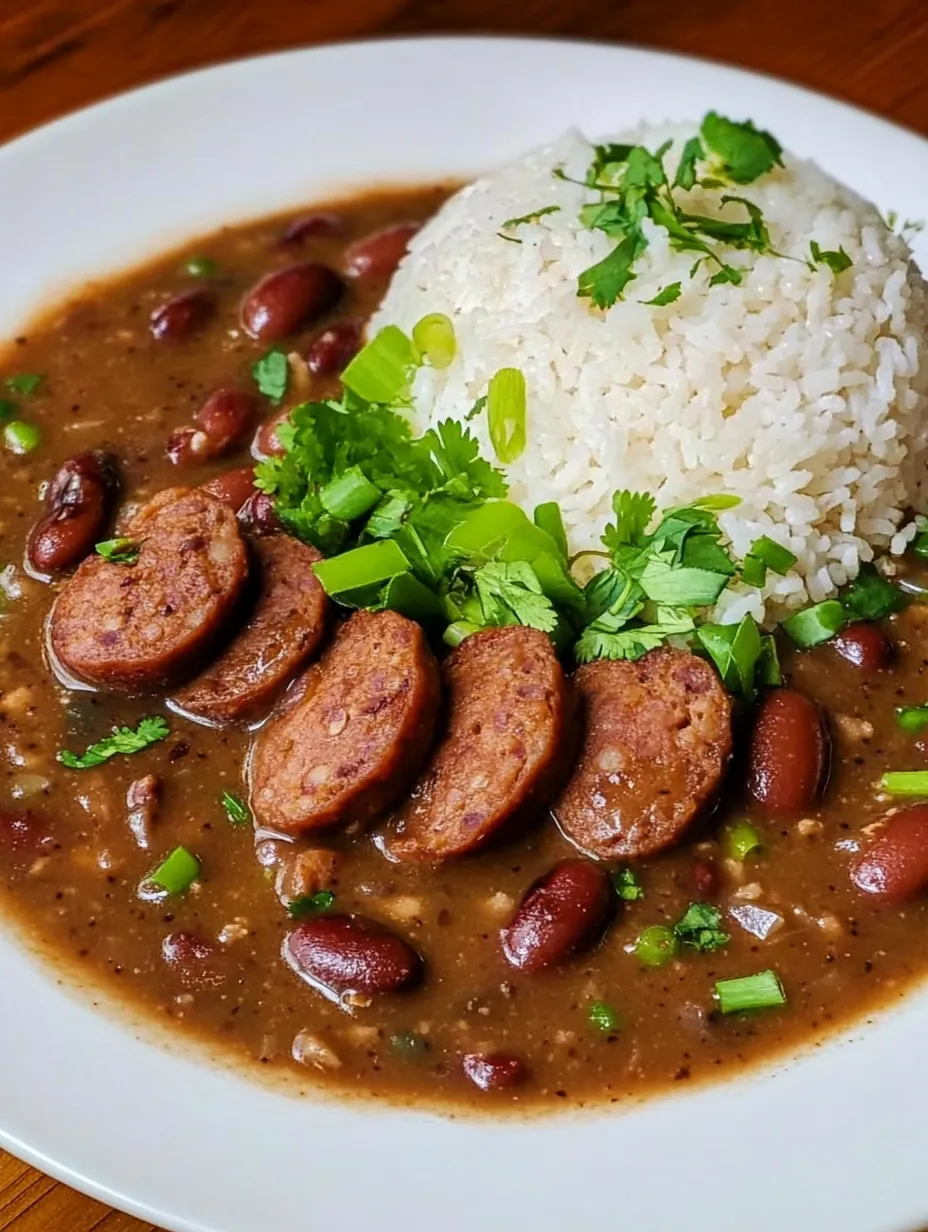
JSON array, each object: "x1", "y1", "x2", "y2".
[{"x1": 373, "y1": 122, "x2": 928, "y2": 623}]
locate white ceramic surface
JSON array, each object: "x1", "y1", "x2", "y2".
[{"x1": 1, "y1": 37, "x2": 927, "y2": 1232}]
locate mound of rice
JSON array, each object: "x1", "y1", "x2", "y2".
[{"x1": 373, "y1": 123, "x2": 928, "y2": 624}]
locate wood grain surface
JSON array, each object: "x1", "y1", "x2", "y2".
[{"x1": 3, "y1": 1, "x2": 928, "y2": 1228}]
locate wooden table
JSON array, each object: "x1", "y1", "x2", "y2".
[{"x1": 3, "y1": 0, "x2": 928, "y2": 1228}]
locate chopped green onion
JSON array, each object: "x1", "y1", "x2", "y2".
[
  {"x1": 533, "y1": 502, "x2": 569, "y2": 560},
  {"x1": 95, "y1": 537, "x2": 140, "y2": 565},
  {"x1": 634, "y1": 924, "x2": 678, "y2": 968},
  {"x1": 445, "y1": 500, "x2": 528, "y2": 559},
  {"x1": 287, "y1": 890, "x2": 335, "y2": 919},
  {"x1": 612, "y1": 867, "x2": 644, "y2": 901},
  {"x1": 3, "y1": 420, "x2": 41, "y2": 455},
  {"x1": 896, "y1": 705, "x2": 928, "y2": 734},
  {"x1": 319, "y1": 466, "x2": 382, "y2": 521},
  {"x1": 748, "y1": 535, "x2": 797, "y2": 576},
  {"x1": 149, "y1": 846, "x2": 200, "y2": 895},
  {"x1": 0, "y1": 399, "x2": 16, "y2": 421},
  {"x1": 880, "y1": 771, "x2": 928, "y2": 797},
  {"x1": 412, "y1": 313, "x2": 456, "y2": 369},
  {"x1": 588, "y1": 1001, "x2": 623, "y2": 1033},
  {"x1": 740, "y1": 553, "x2": 767, "y2": 588},
  {"x1": 487, "y1": 367, "x2": 527, "y2": 464},
  {"x1": 782, "y1": 599, "x2": 846, "y2": 648},
  {"x1": 715, "y1": 969, "x2": 786, "y2": 1014},
  {"x1": 390, "y1": 1031, "x2": 429, "y2": 1058},
  {"x1": 221, "y1": 791, "x2": 251, "y2": 826},
  {"x1": 443, "y1": 620, "x2": 481, "y2": 648},
  {"x1": 341, "y1": 325, "x2": 415, "y2": 403},
  {"x1": 841, "y1": 562, "x2": 905, "y2": 621},
  {"x1": 312, "y1": 540, "x2": 410, "y2": 596},
  {"x1": 914, "y1": 527, "x2": 928, "y2": 561},
  {"x1": 758, "y1": 634, "x2": 782, "y2": 686},
  {"x1": 725, "y1": 821, "x2": 762, "y2": 861},
  {"x1": 184, "y1": 256, "x2": 217, "y2": 277},
  {"x1": 376, "y1": 572, "x2": 445, "y2": 621},
  {"x1": 4, "y1": 373, "x2": 42, "y2": 397}
]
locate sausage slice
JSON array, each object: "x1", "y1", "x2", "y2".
[
  {"x1": 554, "y1": 649, "x2": 732, "y2": 860},
  {"x1": 49, "y1": 487, "x2": 248, "y2": 691},
  {"x1": 386, "y1": 626, "x2": 572, "y2": 862},
  {"x1": 250, "y1": 610, "x2": 439, "y2": 834},
  {"x1": 170, "y1": 535, "x2": 328, "y2": 724}
]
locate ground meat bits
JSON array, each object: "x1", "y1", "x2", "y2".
[
  {"x1": 386, "y1": 627, "x2": 572, "y2": 862},
  {"x1": 170, "y1": 535, "x2": 328, "y2": 724},
  {"x1": 249, "y1": 610, "x2": 440, "y2": 834},
  {"x1": 49, "y1": 487, "x2": 248, "y2": 691},
  {"x1": 554, "y1": 649, "x2": 732, "y2": 860}
]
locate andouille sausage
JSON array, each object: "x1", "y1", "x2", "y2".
[
  {"x1": 249, "y1": 610, "x2": 440, "y2": 834},
  {"x1": 386, "y1": 626, "x2": 572, "y2": 862},
  {"x1": 554, "y1": 649, "x2": 732, "y2": 861},
  {"x1": 27, "y1": 450, "x2": 119, "y2": 575},
  {"x1": 49, "y1": 487, "x2": 248, "y2": 691},
  {"x1": 170, "y1": 535, "x2": 329, "y2": 725}
]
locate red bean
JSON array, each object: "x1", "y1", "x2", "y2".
[
  {"x1": 27, "y1": 451, "x2": 119, "y2": 574},
  {"x1": 285, "y1": 915, "x2": 422, "y2": 1001},
  {"x1": 344, "y1": 223, "x2": 419, "y2": 280},
  {"x1": 237, "y1": 490, "x2": 281, "y2": 535},
  {"x1": 168, "y1": 389, "x2": 256, "y2": 466},
  {"x1": 252, "y1": 410, "x2": 289, "y2": 459},
  {"x1": 240, "y1": 263, "x2": 342, "y2": 342},
  {"x1": 833, "y1": 623, "x2": 893, "y2": 670},
  {"x1": 691, "y1": 859, "x2": 718, "y2": 897},
  {"x1": 306, "y1": 321, "x2": 362, "y2": 376},
  {"x1": 501, "y1": 859, "x2": 613, "y2": 973},
  {"x1": 161, "y1": 930, "x2": 222, "y2": 988},
  {"x1": 150, "y1": 289, "x2": 214, "y2": 341},
  {"x1": 462, "y1": 1052, "x2": 526, "y2": 1091},
  {"x1": 746, "y1": 689, "x2": 829, "y2": 816},
  {"x1": 850, "y1": 805, "x2": 928, "y2": 904},
  {"x1": 0, "y1": 811, "x2": 53, "y2": 865},
  {"x1": 282, "y1": 212, "x2": 344, "y2": 243},
  {"x1": 201, "y1": 466, "x2": 257, "y2": 513}
]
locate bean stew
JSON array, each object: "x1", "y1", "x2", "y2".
[{"x1": 3, "y1": 184, "x2": 928, "y2": 1112}]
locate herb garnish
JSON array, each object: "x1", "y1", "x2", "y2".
[
  {"x1": 612, "y1": 867, "x2": 644, "y2": 901},
  {"x1": 252, "y1": 349, "x2": 289, "y2": 406},
  {"x1": 58, "y1": 715, "x2": 170, "y2": 770},
  {"x1": 588, "y1": 1001, "x2": 623, "y2": 1033},
  {"x1": 4, "y1": 373, "x2": 43, "y2": 397},
  {"x1": 221, "y1": 791, "x2": 251, "y2": 826},
  {"x1": 95, "y1": 537, "x2": 140, "y2": 565},
  {"x1": 287, "y1": 890, "x2": 335, "y2": 919},
  {"x1": 672, "y1": 902, "x2": 730, "y2": 953},
  {"x1": 498, "y1": 204, "x2": 561, "y2": 241},
  {"x1": 809, "y1": 241, "x2": 852, "y2": 274}
]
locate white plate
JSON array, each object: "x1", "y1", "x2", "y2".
[{"x1": 2, "y1": 36, "x2": 927, "y2": 1232}]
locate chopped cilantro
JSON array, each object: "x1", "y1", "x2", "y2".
[
  {"x1": 841, "y1": 562, "x2": 905, "y2": 622},
  {"x1": 810, "y1": 241, "x2": 852, "y2": 274},
  {"x1": 672, "y1": 901, "x2": 730, "y2": 953},
  {"x1": 699, "y1": 112, "x2": 783, "y2": 184},
  {"x1": 58, "y1": 716, "x2": 170, "y2": 770},
  {"x1": 473, "y1": 560, "x2": 559, "y2": 633},
  {"x1": 95, "y1": 537, "x2": 140, "y2": 565},
  {"x1": 499, "y1": 205, "x2": 561, "y2": 240},
  {"x1": 697, "y1": 615, "x2": 771, "y2": 702},
  {"x1": 252, "y1": 349, "x2": 289, "y2": 405},
  {"x1": 644, "y1": 282, "x2": 682, "y2": 306},
  {"x1": 578, "y1": 231, "x2": 647, "y2": 309},
  {"x1": 4, "y1": 373, "x2": 43, "y2": 397},
  {"x1": 287, "y1": 890, "x2": 335, "y2": 919},
  {"x1": 612, "y1": 867, "x2": 644, "y2": 901},
  {"x1": 221, "y1": 791, "x2": 251, "y2": 826}
]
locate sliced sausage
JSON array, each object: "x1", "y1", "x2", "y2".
[
  {"x1": 250, "y1": 610, "x2": 440, "y2": 834},
  {"x1": 49, "y1": 487, "x2": 249, "y2": 691},
  {"x1": 747, "y1": 688, "x2": 829, "y2": 815},
  {"x1": 27, "y1": 451, "x2": 119, "y2": 575},
  {"x1": 284, "y1": 914, "x2": 421, "y2": 1001},
  {"x1": 501, "y1": 859, "x2": 613, "y2": 972},
  {"x1": 850, "y1": 805, "x2": 928, "y2": 904},
  {"x1": 554, "y1": 649, "x2": 732, "y2": 861},
  {"x1": 171, "y1": 535, "x2": 328, "y2": 724},
  {"x1": 386, "y1": 626, "x2": 572, "y2": 863}
]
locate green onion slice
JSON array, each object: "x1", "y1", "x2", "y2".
[
  {"x1": 319, "y1": 466, "x2": 382, "y2": 522},
  {"x1": 588, "y1": 1001, "x2": 623, "y2": 1033},
  {"x1": 896, "y1": 705, "x2": 928, "y2": 735},
  {"x1": 782, "y1": 599, "x2": 846, "y2": 648},
  {"x1": 221, "y1": 791, "x2": 251, "y2": 826},
  {"x1": 715, "y1": 969, "x2": 786, "y2": 1014},
  {"x1": 725, "y1": 821, "x2": 762, "y2": 861},
  {"x1": 487, "y1": 367, "x2": 527, "y2": 464},
  {"x1": 880, "y1": 771, "x2": 928, "y2": 797},
  {"x1": 412, "y1": 313, "x2": 456, "y2": 369},
  {"x1": 148, "y1": 846, "x2": 200, "y2": 895},
  {"x1": 341, "y1": 325, "x2": 415, "y2": 404},
  {"x1": 184, "y1": 256, "x2": 217, "y2": 277},
  {"x1": 443, "y1": 620, "x2": 481, "y2": 648},
  {"x1": 749, "y1": 535, "x2": 797, "y2": 575},
  {"x1": 312, "y1": 540, "x2": 410, "y2": 596},
  {"x1": 634, "y1": 924, "x2": 678, "y2": 968},
  {"x1": 3, "y1": 420, "x2": 41, "y2": 455}
]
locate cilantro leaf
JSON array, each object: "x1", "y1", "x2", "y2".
[
  {"x1": 588, "y1": 143, "x2": 636, "y2": 183},
  {"x1": 700, "y1": 112, "x2": 783, "y2": 184},
  {"x1": 639, "y1": 552, "x2": 731, "y2": 606},
  {"x1": 673, "y1": 137, "x2": 704, "y2": 190},
  {"x1": 422, "y1": 418, "x2": 507, "y2": 503},
  {"x1": 697, "y1": 615, "x2": 764, "y2": 701},
  {"x1": 602, "y1": 489, "x2": 656, "y2": 552},
  {"x1": 95, "y1": 537, "x2": 140, "y2": 565},
  {"x1": 578, "y1": 230, "x2": 648, "y2": 309},
  {"x1": 252, "y1": 349, "x2": 289, "y2": 405},
  {"x1": 287, "y1": 890, "x2": 335, "y2": 919},
  {"x1": 58, "y1": 716, "x2": 170, "y2": 770},
  {"x1": 841, "y1": 562, "x2": 906, "y2": 622},
  {"x1": 499, "y1": 205, "x2": 561, "y2": 237},
  {"x1": 613, "y1": 868, "x2": 644, "y2": 901},
  {"x1": 221, "y1": 791, "x2": 251, "y2": 826},
  {"x1": 575, "y1": 606, "x2": 694, "y2": 664},
  {"x1": 644, "y1": 282, "x2": 682, "y2": 306},
  {"x1": 5, "y1": 373, "x2": 42, "y2": 397},
  {"x1": 810, "y1": 240, "x2": 852, "y2": 274},
  {"x1": 473, "y1": 560, "x2": 559, "y2": 633},
  {"x1": 673, "y1": 901, "x2": 730, "y2": 953}
]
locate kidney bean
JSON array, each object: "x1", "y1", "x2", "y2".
[
  {"x1": 126, "y1": 774, "x2": 160, "y2": 850},
  {"x1": 746, "y1": 689, "x2": 829, "y2": 816},
  {"x1": 344, "y1": 223, "x2": 419, "y2": 281},
  {"x1": 833, "y1": 623, "x2": 893, "y2": 671},
  {"x1": 691, "y1": 859, "x2": 718, "y2": 897},
  {"x1": 850, "y1": 805, "x2": 928, "y2": 904},
  {"x1": 240, "y1": 263, "x2": 342, "y2": 342},
  {"x1": 285, "y1": 914, "x2": 421, "y2": 1001},
  {"x1": 168, "y1": 389, "x2": 257, "y2": 467},
  {"x1": 282, "y1": 212, "x2": 344, "y2": 243},
  {"x1": 306, "y1": 321, "x2": 362, "y2": 376},
  {"x1": 463, "y1": 1052, "x2": 526, "y2": 1091},
  {"x1": 501, "y1": 859, "x2": 613, "y2": 973},
  {"x1": 161, "y1": 930, "x2": 222, "y2": 988},
  {"x1": 238, "y1": 490, "x2": 281, "y2": 535},
  {"x1": 0, "y1": 811, "x2": 54, "y2": 865},
  {"x1": 252, "y1": 410, "x2": 289, "y2": 459},
  {"x1": 150, "y1": 288, "x2": 214, "y2": 341},
  {"x1": 201, "y1": 466, "x2": 257, "y2": 513},
  {"x1": 27, "y1": 450, "x2": 119, "y2": 574}
]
